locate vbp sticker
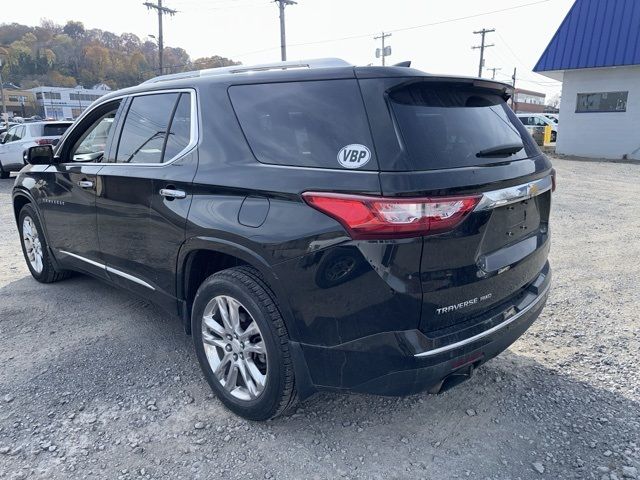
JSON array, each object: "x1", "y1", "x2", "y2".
[{"x1": 337, "y1": 144, "x2": 372, "y2": 169}]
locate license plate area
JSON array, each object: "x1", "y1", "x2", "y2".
[{"x1": 482, "y1": 198, "x2": 541, "y2": 252}]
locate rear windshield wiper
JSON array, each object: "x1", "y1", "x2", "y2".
[{"x1": 476, "y1": 142, "x2": 524, "y2": 158}]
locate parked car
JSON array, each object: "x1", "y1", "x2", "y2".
[
  {"x1": 12, "y1": 59, "x2": 554, "y2": 420},
  {"x1": 516, "y1": 113, "x2": 558, "y2": 142},
  {"x1": 0, "y1": 121, "x2": 72, "y2": 179},
  {"x1": 544, "y1": 113, "x2": 559, "y2": 124}
]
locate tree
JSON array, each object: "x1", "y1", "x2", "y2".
[
  {"x1": 191, "y1": 55, "x2": 241, "y2": 70},
  {"x1": 546, "y1": 93, "x2": 561, "y2": 109},
  {"x1": 62, "y1": 21, "x2": 85, "y2": 39},
  {"x1": 0, "y1": 19, "x2": 239, "y2": 89}
]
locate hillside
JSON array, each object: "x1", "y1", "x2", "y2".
[{"x1": 0, "y1": 20, "x2": 239, "y2": 90}]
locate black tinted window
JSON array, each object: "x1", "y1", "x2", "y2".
[
  {"x1": 116, "y1": 93, "x2": 179, "y2": 164},
  {"x1": 163, "y1": 93, "x2": 192, "y2": 161},
  {"x1": 43, "y1": 124, "x2": 72, "y2": 136},
  {"x1": 388, "y1": 83, "x2": 539, "y2": 169},
  {"x1": 229, "y1": 80, "x2": 377, "y2": 170}
]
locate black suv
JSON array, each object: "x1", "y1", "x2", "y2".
[{"x1": 12, "y1": 59, "x2": 553, "y2": 420}]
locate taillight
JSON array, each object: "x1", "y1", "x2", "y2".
[
  {"x1": 35, "y1": 138, "x2": 54, "y2": 145},
  {"x1": 302, "y1": 192, "x2": 480, "y2": 239}
]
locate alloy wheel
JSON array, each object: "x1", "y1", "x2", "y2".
[
  {"x1": 201, "y1": 295, "x2": 268, "y2": 401},
  {"x1": 22, "y1": 216, "x2": 44, "y2": 274}
]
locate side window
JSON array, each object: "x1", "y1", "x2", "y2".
[
  {"x1": 70, "y1": 105, "x2": 120, "y2": 162},
  {"x1": 115, "y1": 93, "x2": 186, "y2": 164},
  {"x1": 520, "y1": 117, "x2": 530, "y2": 126},
  {"x1": 4, "y1": 126, "x2": 18, "y2": 143},
  {"x1": 14, "y1": 126, "x2": 25, "y2": 141},
  {"x1": 229, "y1": 80, "x2": 377, "y2": 169}
]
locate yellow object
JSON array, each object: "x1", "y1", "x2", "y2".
[{"x1": 543, "y1": 125, "x2": 553, "y2": 145}]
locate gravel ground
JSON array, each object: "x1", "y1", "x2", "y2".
[{"x1": 0, "y1": 158, "x2": 638, "y2": 480}]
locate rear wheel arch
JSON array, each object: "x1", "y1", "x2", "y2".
[{"x1": 178, "y1": 239, "x2": 299, "y2": 340}]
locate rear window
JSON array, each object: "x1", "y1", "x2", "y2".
[
  {"x1": 42, "y1": 123, "x2": 72, "y2": 137},
  {"x1": 388, "y1": 82, "x2": 539, "y2": 170},
  {"x1": 229, "y1": 80, "x2": 378, "y2": 170}
]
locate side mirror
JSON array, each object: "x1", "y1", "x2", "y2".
[
  {"x1": 0, "y1": 133, "x2": 6, "y2": 144},
  {"x1": 25, "y1": 145, "x2": 55, "y2": 165}
]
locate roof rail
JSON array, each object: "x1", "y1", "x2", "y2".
[{"x1": 143, "y1": 58, "x2": 352, "y2": 84}]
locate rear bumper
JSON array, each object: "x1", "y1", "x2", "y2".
[{"x1": 298, "y1": 264, "x2": 550, "y2": 396}]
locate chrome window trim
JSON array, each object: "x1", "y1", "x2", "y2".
[
  {"x1": 474, "y1": 175, "x2": 552, "y2": 211},
  {"x1": 58, "y1": 250, "x2": 155, "y2": 290},
  {"x1": 414, "y1": 282, "x2": 551, "y2": 358},
  {"x1": 58, "y1": 88, "x2": 199, "y2": 168}
]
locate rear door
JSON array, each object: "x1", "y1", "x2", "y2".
[
  {"x1": 358, "y1": 75, "x2": 553, "y2": 334},
  {"x1": 96, "y1": 90, "x2": 197, "y2": 309}
]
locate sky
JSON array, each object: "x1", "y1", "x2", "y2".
[{"x1": 6, "y1": 0, "x2": 575, "y2": 98}]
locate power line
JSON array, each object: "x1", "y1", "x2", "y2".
[
  {"x1": 145, "y1": 0, "x2": 557, "y2": 75},
  {"x1": 227, "y1": 0, "x2": 553, "y2": 59},
  {"x1": 172, "y1": 0, "x2": 270, "y2": 11},
  {"x1": 143, "y1": 0, "x2": 178, "y2": 75},
  {"x1": 472, "y1": 28, "x2": 495, "y2": 78}
]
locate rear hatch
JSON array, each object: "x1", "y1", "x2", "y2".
[
  {"x1": 32, "y1": 122, "x2": 73, "y2": 145},
  {"x1": 357, "y1": 70, "x2": 553, "y2": 334}
]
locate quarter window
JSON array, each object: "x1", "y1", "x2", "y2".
[
  {"x1": 115, "y1": 92, "x2": 192, "y2": 164},
  {"x1": 162, "y1": 93, "x2": 192, "y2": 161},
  {"x1": 229, "y1": 80, "x2": 377, "y2": 169}
]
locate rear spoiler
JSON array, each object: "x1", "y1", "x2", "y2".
[{"x1": 355, "y1": 68, "x2": 514, "y2": 101}]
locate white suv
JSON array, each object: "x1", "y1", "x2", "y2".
[
  {"x1": 516, "y1": 113, "x2": 558, "y2": 142},
  {"x1": 0, "y1": 121, "x2": 72, "y2": 178}
]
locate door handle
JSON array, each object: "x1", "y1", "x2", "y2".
[
  {"x1": 159, "y1": 188, "x2": 186, "y2": 199},
  {"x1": 77, "y1": 180, "x2": 94, "y2": 189}
]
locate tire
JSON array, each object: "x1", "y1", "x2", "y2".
[
  {"x1": 192, "y1": 266, "x2": 298, "y2": 420},
  {"x1": 18, "y1": 204, "x2": 70, "y2": 283},
  {"x1": 0, "y1": 164, "x2": 9, "y2": 179}
]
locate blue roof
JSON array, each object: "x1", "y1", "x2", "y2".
[{"x1": 534, "y1": 0, "x2": 640, "y2": 73}]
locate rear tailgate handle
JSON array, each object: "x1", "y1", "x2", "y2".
[
  {"x1": 77, "y1": 180, "x2": 94, "y2": 189},
  {"x1": 474, "y1": 175, "x2": 552, "y2": 211},
  {"x1": 159, "y1": 188, "x2": 186, "y2": 199}
]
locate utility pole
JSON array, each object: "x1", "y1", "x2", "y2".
[
  {"x1": 472, "y1": 28, "x2": 495, "y2": 78},
  {"x1": 374, "y1": 32, "x2": 392, "y2": 66},
  {"x1": 511, "y1": 67, "x2": 517, "y2": 109},
  {"x1": 487, "y1": 67, "x2": 501, "y2": 80},
  {"x1": 0, "y1": 53, "x2": 8, "y2": 129},
  {"x1": 275, "y1": 0, "x2": 297, "y2": 61},
  {"x1": 143, "y1": 0, "x2": 177, "y2": 75},
  {"x1": 0, "y1": 61, "x2": 7, "y2": 129}
]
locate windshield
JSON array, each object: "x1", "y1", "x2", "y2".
[{"x1": 388, "y1": 82, "x2": 539, "y2": 170}]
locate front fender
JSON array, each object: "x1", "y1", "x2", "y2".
[{"x1": 11, "y1": 185, "x2": 63, "y2": 271}]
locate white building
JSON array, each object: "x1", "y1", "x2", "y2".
[
  {"x1": 30, "y1": 84, "x2": 111, "y2": 120},
  {"x1": 534, "y1": 0, "x2": 640, "y2": 161}
]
